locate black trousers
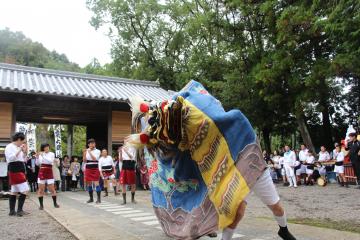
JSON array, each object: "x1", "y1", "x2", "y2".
[
  {"x1": 65, "y1": 176, "x2": 72, "y2": 191},
  {"x1": 55, "y1": 181, "x2": 60, "y2": 191},
  {"x1": 72, "y1": 176, "x2": 79, "y2": 189},
  {"x1": 352, "y1": 161, "x2": 360, "y2": 183},
  {"x1": 61, "y1": 176, "x2": 66, "y2": 191}
]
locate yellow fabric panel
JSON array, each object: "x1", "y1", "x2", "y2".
[{"x1": 179, "y1": 97, "x2": 250, "y2": 229}]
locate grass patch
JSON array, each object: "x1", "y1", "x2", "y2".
[{"x1": 287, "y1": 218, "x2": 360, "y2": 234}]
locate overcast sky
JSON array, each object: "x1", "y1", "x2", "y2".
[{"x1": 0, "y1": 0, "x2": 112, "y2": 67}]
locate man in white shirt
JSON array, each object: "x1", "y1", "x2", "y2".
[
  {"x1": 304, "y1": 150, "x2": 315, "y2": 185},
  {"x1": 318, "y1": 146, "x2": 332, "y2": 176},
  {"x1": 318, "y1": 146, "x2": 331, "y2": 162},
  {"x1": 5, "y1": 132, "x2": 29, "y2": 216},
  {"x1": 83, "y1": 139, "x2": 101, "y2": 203},
  {"x1": 0, "y1": 159, "x2": 8, "y2": 191},
  {"x1": 332, "y1": 143, "x2": 339, "y2": 160},
  {"x1": 120, "y1": 144, "x2": 137, "y2": 204},
  {"x1": 333, "y1": 145, "x2": 348, "y2": 187},
  {"x1": 283, "y1": 145, "x2": 297, "y2": 188},
  {"x1": 296, "y1": 144, "x2": 308, "y2": 185}
]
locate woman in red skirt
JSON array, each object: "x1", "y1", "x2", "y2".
[
  {"x1": 36, "y1": 143, "x2": 59, "y2": 210},
  {"x1": 83, "y1": 139, "x2": 101, "y2": 203},
  {"x1": 99, "y1": 149, "x2": 116, "y2": 197},
  {"x1": 120, "y1": 145, "x2": 137, "y2": 204},
  {"x1": 139, "y1": 160, "x2": 149, "y2": 190}
]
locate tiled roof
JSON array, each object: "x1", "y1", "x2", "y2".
[{"x1": 0, "y1": 63, "x2": 170, "y2": 102}]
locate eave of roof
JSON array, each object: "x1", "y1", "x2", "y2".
[{"x1": 0, "y1": 63, "x2": 171, "y2": 102}]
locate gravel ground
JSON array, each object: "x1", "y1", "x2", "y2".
[
  {"x1": 245, "y1": 183, "x2": 360, "y2": 224},
  {"x1": 0, "y1": 197, "x2": 77, "y2": 240}
]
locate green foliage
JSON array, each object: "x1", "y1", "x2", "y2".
[
  {"x1": 87, "y1": 0, "x2": 359, "y2": 151},
  {"x1": 84, "y1": 58, "x2": 116, "y2": 76},
  {"x1": 3, "y1": 1, "x2": 358, "y2": 152},
  {"x1": 35, "y1": 124, "x2": 86, "y2": 157},
  {"x1": 0, "y1": 28, "x2": 80, "y2": 71}
]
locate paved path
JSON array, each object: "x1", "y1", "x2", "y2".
[{"x1": 30, "y1": 191, "x2": 360, "y2": 240}]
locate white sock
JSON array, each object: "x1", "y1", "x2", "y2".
[
  {"x1": 288, "y1": 177, "x2": 293, "y2": 186},
  {"x1": 222, "y1": 227, "x2": 235, "y2": 240},
  {"x1": 291, "y1": 176, "x2": 297, "y2": 187},
  {"x1": 274, "y1": 213, "x2": 287, "y2": 227}
]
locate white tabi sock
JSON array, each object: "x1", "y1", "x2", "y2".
[
  {"x1": 222, "y1": 227, "x2": 235, "y2": 240},
  {"x1": 274, "y1": 213, "x2": 287, "y2": 227},
  {"x1": 291, "y1": 176, "x2": 297, "y2": 187}
]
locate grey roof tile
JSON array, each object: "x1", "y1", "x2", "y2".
[{"x1": 0, "y1": 63, "x2": 170, "y2": 102}]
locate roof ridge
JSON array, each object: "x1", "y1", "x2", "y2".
[{"x1": 0, "y1": 62, "x2": 161, "y2": 87}]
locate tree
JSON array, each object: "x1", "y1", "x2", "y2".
[
  {"x1": 87, "y1": 0, "x2": 357, "y2": 152},
  {"x1": 326, "y1": 1, "x2": 360, "y2": 132},
  {"x1": 0, "y1": 28, "x2": 80, "y2": 71},
  {"x1": 84, "y1": 58, "x2": 115, "y2": 76}
]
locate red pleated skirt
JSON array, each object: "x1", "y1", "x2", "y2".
[
  {"x1": 85, "y1": 168, "x2": 100, "y2": 182},
  {"x1": 38, "y1": 164, "x2": 54, "y2": 180},
  {"x1": 9, "y1": 172, "x2": 27, "y2": 185}
]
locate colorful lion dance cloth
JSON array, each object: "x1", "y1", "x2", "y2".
[{"x1": 127, "y1": 81, "x2": 267, "y2": 239}]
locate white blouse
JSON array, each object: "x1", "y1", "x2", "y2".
[
  {"x1": 318, "y1": 151, "x2": 330, "y2": 162},
  {"x1": 85, "y1": 148, "x2": 101, "y2": 161},
  {"x1": 5, "y1": 143, "x2": 26, "y2": 163},
  {"x1": 283, "y1": 151, "x2": 296, "y2": 166},
  {"x1": 335, "y1": 152, "x2": 344, "y2": 162},
  {"x1": 299, "y1": 149, "x2": 308, "y2": 162},
  {"x1": 98, "y1": 156, "x2": 114, "y2": 171},
  {"x1": 37, "y1": 152, "x2": 55, "y2": 165},
  {"x1": 121, "y1": 147, "x2": 136, "y2": 161},
  {"x1": 306, "y1": 156, "x2": 315, "y2": 165}
]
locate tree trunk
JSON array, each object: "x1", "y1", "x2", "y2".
[
  {"x1": 296, "y1": 114, "x2": 315, "y2": 153},
  {"x1": 262, "y1": 128, "x2": 271, "y2": 153},
  {"x1": 319, "y1": 98, "x2": 333, "y2": 149}
]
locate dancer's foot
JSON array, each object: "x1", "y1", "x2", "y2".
[
  {"x1": 17, "y1": 210, "x2": 30, "y2": 217},
  {"x1": 278, "y1": 226, "x2": 296, "y2": 240},
  {"x1": 86, "y1": 199, "x2": 94, "y2": 203},
  {"x1": 122, "y1": 193, "x2": 126, "y2": 205},
  {"x1": 9, "y1": 211, "x2": 16, "y2": 216},
  {"x1": 39, "y1": 206, "x2": 44, "y2": 210},
  {"x1": 54, "y1": 204, "x2": 60, "y2": 208},
  {"x1": 207, "y1": 232, "x2": 217, "y2": 238},
  {"x1": 196, "y1": 232, "x2": 217, "y2": 239},
  {"x1": 131, "y1": 192, "x2": 136, "y2": 204}
]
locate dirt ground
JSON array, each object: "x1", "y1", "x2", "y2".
[
  {"x1": 245, "y1": 183, "x2": 360, "y2": 228},
  {"x1": 0, "y1": 196, "x2": 76, "y2": 240}
]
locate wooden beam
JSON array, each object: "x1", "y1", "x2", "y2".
[{"x1": 107, "y1": 105, "x2": 112, "y2": 156}]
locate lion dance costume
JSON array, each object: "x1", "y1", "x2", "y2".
[{"x1": 127, "y1": 81, "x2": 267, "y2": 239}]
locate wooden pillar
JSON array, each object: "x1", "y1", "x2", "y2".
[
  {"x1": 0, "y1": 102, "x2": 14, "y2": 141},
  {"x1": 67, "y1": 124, "x2": 73, "y2": 158},
  {"x1": 11, "y1": 103, "x2": 16, "y2": 136},
  {"x1": 107, "y1": 105, "x2": 112, "y2": 156}
]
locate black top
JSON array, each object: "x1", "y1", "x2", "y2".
[
  {"x1": 8, "y1": 161, "x2": 26, "y2": 173},
  {"x1": 346, "y1": 140, "x2": 360, "y2": 163},
  {"x1": 122, "y1": 160, "x2": 136, "y2": 170}
]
